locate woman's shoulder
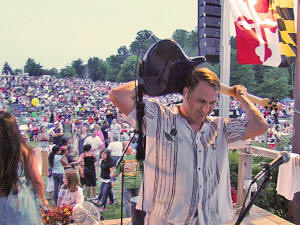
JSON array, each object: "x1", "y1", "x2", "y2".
[
  {"x1": 76, "y1": 186, "x2": 83, "y2": 192},
  {"x1": 110, "y1": 159, "x2": 114, "y2": 166},
  {"x1": 104, "y1": 159, "x2": 114, "y2": 167},
  {"x1": 84, "y1": 153, "x2": 93, "y2": 157}
]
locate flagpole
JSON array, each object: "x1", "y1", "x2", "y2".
[
  {"x1": 291, "y1": 0, "x2": 300, "y2": 223},
  {"x1": 219, "y1": 0, "x2": 231, "y2": 117}
]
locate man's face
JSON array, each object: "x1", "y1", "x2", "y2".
[{"x1": 182, "y1": 81, "x2": 218, "y2": 124}]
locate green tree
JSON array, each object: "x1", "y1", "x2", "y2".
[
  {"x1": 117, "y1": 46, "x2": 130, "y2": 64},
  {"x1": 287, "y1": 63, "x2": 295, "y2": 97},
  {"x1": 59, "y1": 66, "x2": 77, "y2": 77},
  {"x1": 230, "y1": 49, "x2": 257, "y2": 94},
  {"x1": 88, "y1": 59, "x2": 109, "y2": 81},
  {"x1": 254, "y1": 67, "x2": 292, "y2": 99},
  {"x1": 183, "y1": 29, "x2": 198, "y2": 57},
  {"x1": 87, "y1": 57, "x2": 100, "y2": 81},
  {"x1": 14, "y1": 69, "x2": 23, "y2": 75},
  {"x1": 24, "y1": 58, "x2": 43, "y2": 76},
  {"x1": 172, "y1": 29, "x2": 188, "y2": 48},
  {"x1": 71, "y1": 59, "x2": 85, "y2": 78},
  {"x1": 252, "y1": 65, "x2": 266, "y2": 84},
  {"x1": 2, "y1": 62, "x2": 13, "y2": 75},
  {"x1": 43, "y1": 67, "x2": 58, "y2": 76},
  {"x1": 230, "y1": 36, "x2": 237, "y2": 50},
  {"x1": 129, "y1": 30, "x2": 158, "y2": 58},
  {"x1": 106, "y1": 55, "x2": 121, "y2": 82},
  {"x1": 117, "y1": 55, "x2": 138, "y2": 82},
  {"x1": 97, "y1": 59, "x2": 109, "y2": 81}
]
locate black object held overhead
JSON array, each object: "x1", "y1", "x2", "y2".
[{"x1": 141, "y1": 39, "x2": 206, "y2": 97}]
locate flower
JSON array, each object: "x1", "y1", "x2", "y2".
[{"x1": 40, "y1": 204, "x2": 73, "y2": 225}]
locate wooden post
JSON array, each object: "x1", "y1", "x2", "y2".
[
  {"x1": 41, "y1": 151, "x2": 49, "y2": 177},
  {"x1": 236, "y1": 148, "x2": 253, "y2": 212},
  {"x1": 291, "y1": 0, "x2": 300, "y2": 223}
]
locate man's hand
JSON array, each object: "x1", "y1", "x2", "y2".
[
  {"x1": 110, "y1": 172, "x2": 116, "y2": 178},
  {"x1": 232, "y1": 85, "x2": 247, "y2": 102},
  {"x1": 111, "y1": 181, "x2": 115, "y2": 187},
  {"x1": 231, "y1": 85, "x2": 269, "y2": 140}
]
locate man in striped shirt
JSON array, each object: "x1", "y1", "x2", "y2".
[{"x1": 109, "y1": 67, "x2": 268, "y2": 225}]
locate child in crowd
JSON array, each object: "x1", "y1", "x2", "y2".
[
  {"x1": 57, "y1": 170, "x2": 84, "y2": 208},
  {"x1": 49, "y1": 139, "x2": 55, "y2": 152}
]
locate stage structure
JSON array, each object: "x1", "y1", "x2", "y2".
[{"x1": 198, "y1": 0, "x2": 231, "y2": 117}]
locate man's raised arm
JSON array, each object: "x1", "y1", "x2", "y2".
[
  {"x1": 233, "y1": 85, "x2": 269, "y2": 140},
  {"x1": 109, "y1": 81, "x2": 137, "y2": 116}
]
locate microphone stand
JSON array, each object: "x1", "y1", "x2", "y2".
[
  {"x1": 115, "y1": 133, "x2": 136, "y2": 225},
  {"x1": 234, "y1": 165, "x2": 272, "y2": 225},
  {"x1": 120, "y1": 161, "x2": 124, "y2": 225}
]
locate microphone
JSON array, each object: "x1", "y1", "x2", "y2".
[{"x1": 251, "y1": 152, "x2": 290, "y2": 185}]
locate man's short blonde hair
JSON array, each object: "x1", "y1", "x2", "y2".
[{"x1": 184, "y1": 67, "x2": 220, "y2": 92}]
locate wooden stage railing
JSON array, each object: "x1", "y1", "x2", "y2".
[{"x1": 235, "y1": 146, "x2": 283, "y2": 210}]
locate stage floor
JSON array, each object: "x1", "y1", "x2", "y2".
[
  {"x1": 225, "y1": 205, "x2": 293, "y2": 225},
  {"x1": 102, "y1": 205, "x2": 293, "y2": 225}
]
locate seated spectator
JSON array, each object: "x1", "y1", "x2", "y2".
[
  {"x1": 267, "y1": 127, "x2": 276, "y2": 150},
  {"x1": 57, "y1": 170, "x2": 84, "y2": 208},
  {"x1": 274, "y1": 125, "x2": 283, "y2": 145}
]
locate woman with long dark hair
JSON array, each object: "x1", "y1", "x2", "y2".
[
  {"x1": 0, "y1": 111, "x2": 48, "y2": 224},
  {"x1": 93, "y1": 149, "x2": 114, "y2": 212}
]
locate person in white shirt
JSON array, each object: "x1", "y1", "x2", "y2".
[
  {"x1": 109, "y1": 67, "x2": 268, "y2": 225},
  {"x1": 110, "y1": 119, "x2": 122, "y2": 142},
  {"x1": 83, "y1": 128, "x2": 103, "y2": 159},
  {"x1": 107, "y1": 134, "x2": 123, "y2": 166}
]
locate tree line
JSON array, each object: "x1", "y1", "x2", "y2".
[{"x1": 2, "y1": 29, "x2": 294, "y2": 99}]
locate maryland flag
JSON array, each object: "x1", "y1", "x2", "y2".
[{"x1": 229, "y1": 0, "x2": 296, "y2": 67}]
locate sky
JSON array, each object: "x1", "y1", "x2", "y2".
[
  {"x1": 0, "y1": 0, "x2": 200, "y2": 70},
  {"x1": 0, "y1": 0, "x2": 297, "y2": 71}
]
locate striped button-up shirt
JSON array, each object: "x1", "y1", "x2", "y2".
[{"x1": 128, "y1": 99, "x2": 247, "y2": 225}]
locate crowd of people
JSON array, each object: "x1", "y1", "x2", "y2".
[
  {"x1": 0, "y1": 74, "x2": 294, "y2": 151},
  {"x1": 0, "y1": 73, "x2": 295, "y2": 224},
  {"x1": 0, "y1": 74, "x2": 155, "y2": 223}
]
